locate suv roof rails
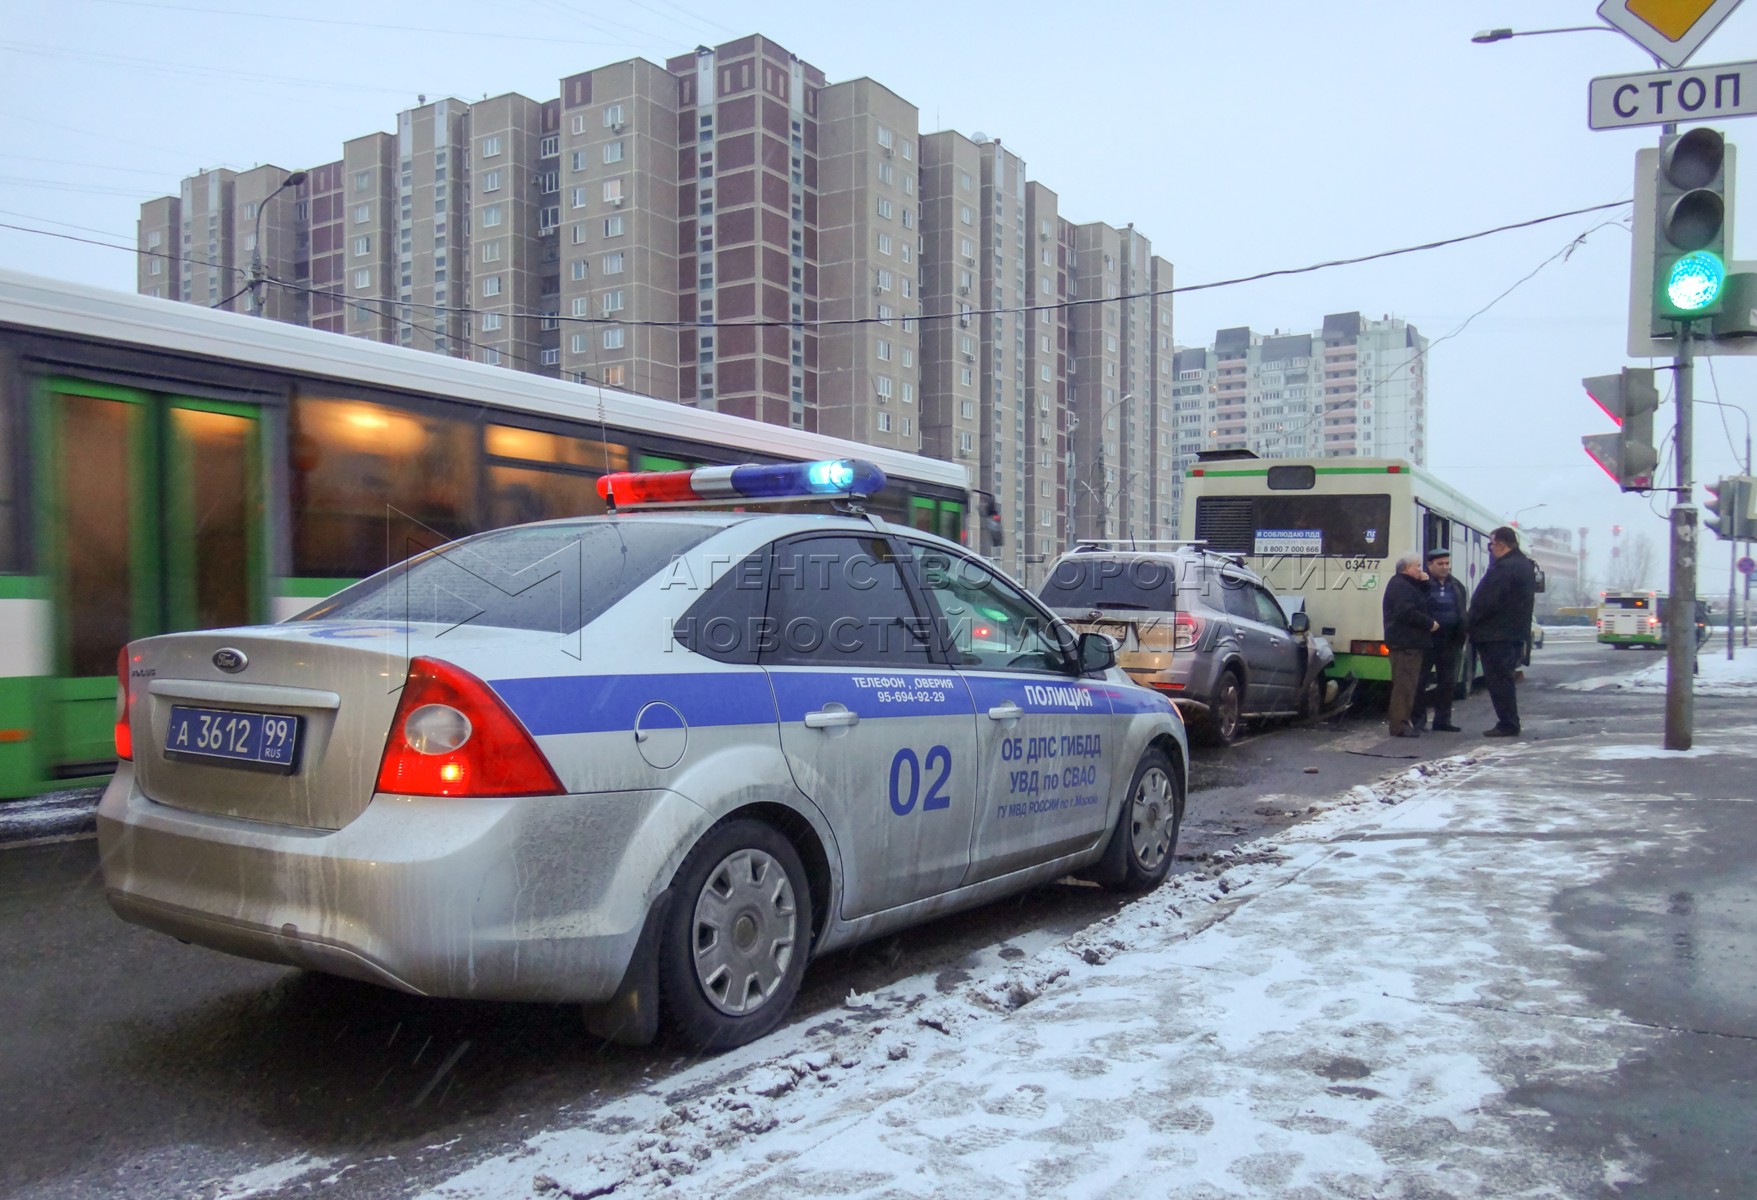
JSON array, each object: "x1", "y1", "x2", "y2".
[{"x1": 1070, "y1": 538, "x2": 1208, "y2": 553}]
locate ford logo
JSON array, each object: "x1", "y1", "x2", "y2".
[{"x1": 212, "y1": 648, "x2": 248, "y2": 674}]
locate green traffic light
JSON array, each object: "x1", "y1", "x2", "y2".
[{"x1": 1665, "y1": 250, "x2": 1727, "y2": 312}]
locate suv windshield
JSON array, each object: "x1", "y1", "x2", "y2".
[
  {"x1": 1038, "y1": 555, "x2": 1179, "y2": 611},
  {"x1": 297, "y1": 519, "x2": 720, "y2": 634}
]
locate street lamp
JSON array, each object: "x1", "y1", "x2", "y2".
[
  {"x1": 1470, "y1": 26, "x2": 1617, "y2": 43},
  {"x1": 1082, "y1": 391, "x2": 1133, "y2": 540},
  {"x1": 1512, "y1": 502, "x2": 1547, "y2": 528},
  {"x1": 249, "y1": 170, "x2": 308, "y2": 313}
]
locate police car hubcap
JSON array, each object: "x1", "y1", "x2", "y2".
[
  {"x1": 692, "y1": 848, "x2": 797, "y2": 1016},
  {"x1": 1129, "y1": 767, "x2": 1174, "y2": 870}
]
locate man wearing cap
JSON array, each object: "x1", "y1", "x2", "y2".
[
  {"x1": 1415, "y1": 547, "x2": 1469, "y2": 733},
  {"x1": 1468, "y1": 525, "x2": 1539, "y2": 738}
]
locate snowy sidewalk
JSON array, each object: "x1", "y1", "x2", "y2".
[{"x1": 405, "y1": 726, "x2": 1757, "y2": 1200}]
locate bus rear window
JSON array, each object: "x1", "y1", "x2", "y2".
[
  {"x1": 1195, "y1": 493, "x2": 1392, "y2": 558},
  {"x1": 1605, "y1": 596, "x2": 1650, "y2": 609}
]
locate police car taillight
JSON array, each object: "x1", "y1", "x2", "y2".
[
  {"x1": 115, "y1": 646, "x2": 133, "y2": 761},
  {"x1": 375, "y1": 657, "x2": 563, "y2": 798},
  {"x1": 596, "y1": 458, "x2": 885, "y2": 508}
]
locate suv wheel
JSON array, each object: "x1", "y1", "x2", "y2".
[
  {"x1": 658, "y1": 819, "x2": 810, "y2": 1052},
  {"x1": 1197, "y1": 669, "x2": 1242, "y2": 746}
]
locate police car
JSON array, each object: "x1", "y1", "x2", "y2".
[{"x1": 99, "y1": 460, "x2": 1188, "y2": 1051}]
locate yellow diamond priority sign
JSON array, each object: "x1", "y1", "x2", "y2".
[{"x1": 1598, "y1": 0, "x2": 1744, "y2": 68}]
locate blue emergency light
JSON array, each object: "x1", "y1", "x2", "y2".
[{"x1": 597, "y1": 458, "x2": 887, "y2": 508}]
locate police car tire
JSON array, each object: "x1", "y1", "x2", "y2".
[
  {"x1": 1092, "y1": 748, "x2": 1182, "y2": 894},
  {"x1": 657, "y1": 819, "x2": 812, "y2": 1052}
]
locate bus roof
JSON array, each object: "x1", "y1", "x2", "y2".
[
  {"x1": 1187, "y1": 454, "x2": 1502, "y2": 531},
  {"x1": 0, "y1": 267, "x2": 970, "y2": 491}
]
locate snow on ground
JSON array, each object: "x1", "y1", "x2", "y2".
[
  {"x1": 1565, "y1": 645, "x2": 1757, "y2": 696},
  {"x1": 408, "y1": 734, "x2": 1746, "y2": 1200}
]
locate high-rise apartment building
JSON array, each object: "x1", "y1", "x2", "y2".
[
  {"x1": 1167, "y1": 313, "x2": 1428, "y2": 515},
  {"x1": 136, "y1": 32, "x2": 1186, "y2": 573}
]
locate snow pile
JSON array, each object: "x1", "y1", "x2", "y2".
[
  {"x1": 422, "y1": 756, "x2": 1503, "y2": 1200},
  {"x1": 1565, "y1": 647, "x2": 1757, "y2": 696}
]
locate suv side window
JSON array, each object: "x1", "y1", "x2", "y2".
[
  {"x1": 1250, "y1": 585, "x2": 1290, "y2": 630},
  {"x1": 1221, "y1": 574, "x2": 1259, "y2": 622},
  {"x1": 761, "y1": 534, "x2": 935, "y2": 668},
  {"x1": 908, "y1": 541, "x2": 1072, "y2": 673}
]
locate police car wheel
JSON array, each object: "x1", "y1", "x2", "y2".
[
  {"x1": 1093, "y1": 748, "x2": 1182, "y2": 893},
  {"x1": 658, "y1": 819, "x2": 811, "y2": 1052}
]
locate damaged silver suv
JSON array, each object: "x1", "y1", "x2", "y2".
[{"x1": 1037, "y1": 544, "x2": 1325, "y2": 746}]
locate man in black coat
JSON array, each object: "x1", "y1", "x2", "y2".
[
  {"x1": 1416, "y1": 547, "x2": 1469, "y2": 732},
  {"x1": 1382, "y1": 552, "x2": 1438, "y2": 738},
  {"x1": 1468, "y1": 525, "x2": 1538, "y2": 737}
]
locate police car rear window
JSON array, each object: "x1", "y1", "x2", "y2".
[
  {"x1": 296, "y1": 521, "x2": 719, "y2": 634},
  {"x1": 1037, "y1": 556, "x2": 1178, "y2": 611}
]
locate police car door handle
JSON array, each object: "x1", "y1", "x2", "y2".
[
  {"x1": 804, "y1": 708, "x2": 860, "y2": 729},
  {"x1": 987, "y1": 702, "x2": 1024, "y2": 721}
]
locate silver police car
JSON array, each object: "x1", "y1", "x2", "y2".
[{"x1": 99, "y1": 461, "x2": 1188, "y2": 1051}]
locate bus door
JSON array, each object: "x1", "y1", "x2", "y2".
[{"x1": 39, "y1": 379, "x2": 266, "y2": 778}]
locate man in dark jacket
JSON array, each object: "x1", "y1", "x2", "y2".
[
  {"x1": 1382, "y1": 552, "x2": 1438, "y2": 737},
  {"x1": 1416, "y1": 547, "x2": 1469, "y2": 732},
  {"x1": 1467, "y1": 525, "x2": 1538, "y2": 737}
]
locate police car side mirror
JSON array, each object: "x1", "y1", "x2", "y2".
[
  {"x1": 1076, "y1": 631, "x2": 1116, "y2": 674},
  {"x1": 1289, "y1": 611, "x2": 1311, "y2": 635}
]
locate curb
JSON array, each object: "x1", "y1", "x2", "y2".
[{"x1": 0, "y1": 786, "x2": 103, "y2": 848}]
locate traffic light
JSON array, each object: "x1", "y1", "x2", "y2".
[
  {"x1": 1705, "y1": 475, "x2": 1757, "y2": 541},
  {"x1": 1653, "y1": 128, "x2": 1730, "y2": 325},
  {"x1": 1581, "y1": 367, "x2": 1660, "y2": 491}
]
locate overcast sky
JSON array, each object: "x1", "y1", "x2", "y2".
[{"x1": 6, "y1": 0, "x2": 1757, "y2": 597}]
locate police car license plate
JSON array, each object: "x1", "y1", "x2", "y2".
[{"x1": 165, "y1": 705, "x2": 301, "y2": 771}]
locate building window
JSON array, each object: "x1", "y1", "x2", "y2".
[
  {"x1": 877, "y1": 232, "x2": 892, "y2": 255},
  {"x1": 148, "y1": 258, "x2": 162, "y2": 276},
  {"x1": 960, "y1": 368, "x2": 973, "y2": 387},
  {"x1": 876, "y1": 376, "x2": 893, "y2": 399},
  {"x1": 901, "y1": 139, "x2": 913, "y2": 161},
  {"x1": 540, "y1": 134, "x2": 559, "y2": 157},
  {"x1": 571, "y1": 260, "x2": 588, "y2": 280},
  {"x1": 603, "y1": 326, "x2": 625, "y2": 349},
  {"x1": 481, "y1": 135, "x2": 503, "y2": 159},
  {"x1": 571, "y1": 149, "x2": 587, "y2": 172},
  {"x1": 482, "y1": 241, "x2": 501, "y2": 262},
  {"x1": 902, "y1": 382, "x2": 914, "y2": 404},
  {"x1": 571, "y1": 333, "x2": 587, "y2": 353},
  {"x1": 603, "y1": 178, "x2": 623, "y2": 203},
  {"x1": 571, "y1": 113, "x2": 587, "y2": 135},
  {"x1": 482, "y1": 275, "x2": 502, "y2": 297},
  {"x1": 482, "y1": 204, "x2": 503, "y2": 227},
  {"x1": 961, "y1": 399, "x2": 975, "y2": 419},
  {"x1": 352, "y1": 170, "x2": 371, "y2": 194},
  {"x1": 347, "y1": 235, "x2": 367, "y2": 257},
  {"x1": 572, "y1": 297, "x2": 590, "y2": 316},
  {"x1": 539, "y1": 170, "x2": 558, "y2": 193},
  {"x1": 603, "y1": 140, "x2": 624, "y2": 164},
  {"x1": 603, "y1": 365, "x2": 626, "y2": 387},
  {"x1": 602, "y1": 251, "x2": 624, "y2": 274},
  {"x1": 482, "y1": 313, "x2": 503, "y2": 331},
  {"x1": 960, "y1": 204, "x2": 973, "y2": 225},
  {"x1": 572, "y1": 223, "x2": 587, "y2": 244},
  {"x1": 878, "y1": 161, "x2": 894, "y2": 185},
  {"x1": 876, "y1": 269, "x2": 892, "y2": 291},
  {"x1": 602, "y1": 289, "x2": 625, "y2": 312},
  {"x1": 876, "y1": 411, "x2": 893, "y2": 432},
  {"x1": 571, "y1": 187, "x2": 588, "y2": 209},
  {"x1": 876, "y1": 339, "x2": 892, "y2": 361},
  {"x1": 901, "y1": 208, "x2": 914, "y2": 230},
  {"x1": 353, "y1": 204, "x2": 370, "y2": 224},
  {"x1": 352, "y1": 269, "x2": 369, "y2": 288},
  {"x1": 541, "y1": 348, "x2": 560, "y2": 365},
  {"x1": 481, "y1": 169, "x2": 502, "y2": 192},
  {"x1": 604, "y1": 216, "x2": 624, "y2": 237},
  {"x1": 876, "y1": 125, "x2": 894, "y2": 149},
  {"x1": 605, "y1": 103, "x2": 624, "y2": 127},
  {"x1": 876, "y1": 197, "x2": 892, "y2": 220}
]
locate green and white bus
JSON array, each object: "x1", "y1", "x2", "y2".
[
  {"x1": 0, "y1": 269, "x2": 973, "y2": 799},
  {"x1": 1178, "y1": 452, "x2": 1504, "y2": 686}
]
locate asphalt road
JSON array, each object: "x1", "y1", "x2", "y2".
[{"x1": 0, "y1": 631, "x2": 1692, "y2": 1200}]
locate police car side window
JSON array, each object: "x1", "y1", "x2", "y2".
[
  {"x1": 907, "y1": 542, "x2": 1073, "y2": 675},
  {"x1": 761, "y1": 535, "x2": 936, "y2": 668},
  {"x1": 673, "y1": 549, "x2": 770, "y2": 665}
]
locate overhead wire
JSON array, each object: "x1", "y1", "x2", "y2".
[{"x1": 76, "y1": 0, "x2": 637, "y2": 46}]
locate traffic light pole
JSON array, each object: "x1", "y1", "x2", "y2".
[{"x1": 1664, "y1": 328, "x2": 1696, "y2": 751}]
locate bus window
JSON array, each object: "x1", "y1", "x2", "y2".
[
  {"x1": 937, "y1": 499, "x2": 966, "y2": 545},
  {"x1": 485, "y1": 424, "x2": 628, "y2": 474},
  {"x1": 1194, "y1": 493, "x2": 1392, "y2": 558},
  {"x1": 908, "y1": 496, "x2": 936, "y2": 533},
  {"x1": 291, "y1": 394, "x2": 480, "y2": 578},
  {"x1": 0, "y1": 390, "x2": 16, "y2": 573},
  {"x1": 484, "y1": 425, "x2": 627, "y2": 527}
]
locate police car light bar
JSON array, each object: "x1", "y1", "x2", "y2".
[{"x1": 596, "y1": 458, "x2": 887, "y2": 510}]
